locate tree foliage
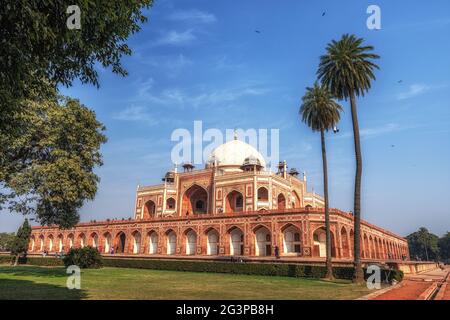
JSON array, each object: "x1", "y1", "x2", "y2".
[
  {"x1": 0, "y1": 95, "x2": 107, "y2": 228},
  {"x1": 10, "y1": 219, "x2": 32, "y2": 265},
  {"x1": 63, "y1": 246, "x2": 103, "y2": 269},
  {"x1": 0, "y1": 232, "x2": 15, "y2": 252},
  {"x1": 300, "y1": 83, "x2": 343, "y2": 132},
  {"x1": 0, "y1": 0, "x2": 152, "y2": 111},
  {"x1": 1, "y1": 1, "x2": 151, "y2": 227},
  {"x1": 317, "y1": 34, "x2": 380, "y2": 100},
  {"x1": 438, "y1": 232, "x2": 450, "y2": 262},
  {"x1": 406, "y1": 227, "x2": 439, "y2": 261}
]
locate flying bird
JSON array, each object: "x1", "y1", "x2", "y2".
[
  {"x1": 322, "y1": 11, "x2": 326, "y2": 16},
  {"x1": 398, "y1": 80, "x2": 403, "y2": 83},
  {"x1": 255, "y1": 30, "x2": 261, "y2": 34}
]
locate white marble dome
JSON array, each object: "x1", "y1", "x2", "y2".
[{"x1": 209, "y1": 139, "x2": 266, "y2": 169}]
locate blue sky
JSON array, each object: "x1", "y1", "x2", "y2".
[{"x1": 1, "y1": 0, "x2": 450, "y2": 236}]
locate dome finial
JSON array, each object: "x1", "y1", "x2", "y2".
[{"x1": 233, "y1": 128, "x2": 238, "y2": 140}]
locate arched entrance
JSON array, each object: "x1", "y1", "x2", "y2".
[
  {"x1": 30, "y1": 236, "x2": 35, "y2": 252},
  {"x1": 166, "y1": 230, "x2": 177, "y2": 255},
  {"x1": 148, "y1": 231, "x2": 158, "y2": 254},
  {"x1": 166, "y1": 198, "x2": 176, "y2": 210},
  {"x1": 132, "y1": 231, "x2": 141, "y2": 254},
  {"x1": 363, "y1": 234, "x2": 369, "y2": 258},
  {"x1": 291, "y1": 191, "x2": 301, "y2": 208},
  {"x1": 57, "y1": 234, "x2": 63, "y2": 252},
  {"x1": 78, "y1": 233, "x2": 86, "y2": 248},
  {"x1": 115, "y1": 232, "x2": 126, "y2": 253},
  {"x1": 182, "y1": 184, "x2": 208, "y2": 215},
  {"x1": 68, "y1": 234, "x2": 74, "y2": 249},
  {"x1": 257, "y1": 187, "x2": 269, "y2": 201},
  {"x1": 277, "y1": 194, "x2": 286, "y2": 210},
  {"x1": 206, "y1": 229, "x2": 219, "y2": 255},
  {"x1": 313, "y1": 228, "x2": 327, "y2": 258},
  {"x1": 282, "y1": 225, "x2": 301, "y2": 254},
  {"x1": 254, "y1": 226, "x2": 271, "y2": 256},
  {"x1": 48, "y1": 235, "x2": 54, "y2": 252},
  {"x1": 103, "y1": 233, "x2": 112, "y2": 253},
  {"x1": 39, "y1": 235, "x2": 44, "y2": 251},
  {"x1": 90, "y1": 233, "x2": 99, "y2": 249},
  {"x1": 225, "y1": 190, "x2": 244, "y2": 213},
  {"x1": 144, "y1": 200, "x2": 156, "y2": 219},
  {"x1": 341, "y1": 227, "x2": 350, "y2": 258},
  {"x1": 229, "y1": 227, "x2": 244, "y2": 255},
  {"x1": 185, "y1": 229, "x2": 197, "y2": 255}
]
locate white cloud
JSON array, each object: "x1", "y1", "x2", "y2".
[
  {"x1": 397, "y1": 84, "x2": 430, "y2": 100},
  {"x1": 113, "y1": 105, "x2": 158, "y2": 125},
  {"x1": 156, "y1": 29, "x2": 196, "y2": 46},
  {"x1": 133, "y1": 82, "x2": 269, "y2": 109},
  {"x1": 336, "y1": 123, "x2": 402, "y2": 140},
  {"x1": 168, "y1": 9, "x2": 217, "y2": 24}
]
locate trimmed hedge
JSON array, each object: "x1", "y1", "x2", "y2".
[
  {"x1": 0, "y1": 255, "x2": 63, "y2": 266},
  {"x1": 0, "y1": 254, "x2": 403, "y2": 282},
  {"x1": 102, "y1": 258, "x2": 403, "y2": 282}
]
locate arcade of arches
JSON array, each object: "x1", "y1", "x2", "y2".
[{"x1": 29, "y1": 210, "x2": 409, "y2": 261}]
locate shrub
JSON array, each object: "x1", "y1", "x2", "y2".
[{"x1": 63, "y1": 247, "x2": 103, "y2": 269}]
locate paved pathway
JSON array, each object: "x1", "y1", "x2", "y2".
[{"x1": 372, "y1": 266, "x2": 450, "y2": 300}]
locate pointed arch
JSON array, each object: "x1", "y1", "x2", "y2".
[
  {"x1": 281, "y1": 223, "x2": 301, "y2": 255},
  {"x1": 166, "y1": 197, "x2": 176, "y2": 210},
  {"x1": 205, "y1": 228, "x2": 219, "y2": 255},
  {"x1": 253, "y1": 225, "x2": 271, "y2": 256},
  {"x1": 340, "y1": 227, "x2": 350, "y2": 258},
  {"x1": 291, "y1": 190, "x2": 301, "y2": 209},
  {"x1": 277, "y1": 193, "x2": 286, "y2": 210},
  {"x1": 228, "y1": 226, "x2": 244, "y2": 256},
  {"x1": 57, "y1": 234, "x2": 64, "y2": 252},
  {"x1": 182, "y1": 184, "x2": 208, "y2": 216},
  {"x1": 166, "y1": 229, "x2": 177, "y2": 255},
  {"x1": 78, "y1": 233, "x2": 86, "y2": 248},
  {"x1": 257, "y1": 187, "x2": 269, "y2": 201},
  {"x1": 90, "y1": 232, "x2": 99, "y2": 249},
  {"x1": 225, "y1": 190, "x2": 244, "y2": 213},
  {"x1": 67, "y1": 233, "x2": 74, "y2": 249},
  {"x1": 143, "y1": 200, "x2": 156, "y2": 219},
  {"x1": 312, "y1": 227, "x2": 336, "y2": 258},
  {"x1": 147, "y1": 230, "x2": 158, "y2": 254},
  {"x1": 103, "y1": 232, "x2": 112, "y2": 253},
  {"x1": 132, "y1": 230, "x2": 142, "y2": 254},
  {"x1": 114, "y1": 231, "x2": 127, "y2": 254}
]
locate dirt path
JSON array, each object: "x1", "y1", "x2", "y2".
[{"x1": 372, "y1": 267, "x2": 450, "y2": 300}]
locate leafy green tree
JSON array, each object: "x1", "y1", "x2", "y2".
[
  {"x1": 300, "y1": 83, "x2": 343, "y2": 279},
  {"x1": 406, "y1": 227, "x2": 439, "y2": 261},
  {"x1": 0, "y1": 232, "x2": 15, "y2": 252},
  {"x1": 438, "y1": 232, "x2": 450, "y2": 263},
  {"x1": 317, "y1": 34, "x2": 380, "y2": 283},
  {"x1": 63, "y1": 246, "x2": 103, "y2": 269},
  {"x1": 10, "y1": 219, "x2": 32, "y2": 266},
  {"x1": 0, "y1": 0, "x2": 152, "y2": 228},
  {"x1": 1, "y1": 0, "x2": 152, "y2": 112},
  {"x1": 1, "y1": 95, "x2": 107, "y2": 228}
]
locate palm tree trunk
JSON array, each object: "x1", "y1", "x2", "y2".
[
  {"x1": 321, "y1": 129, "x2": 334, "y2": 280},
  {"x1": 350, "y1": 92, "x2": 364, "y2": 283}
]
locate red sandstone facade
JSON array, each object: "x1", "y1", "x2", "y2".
[{"x1": 29, "y1": 139, "x2": 409, "y2": 261}]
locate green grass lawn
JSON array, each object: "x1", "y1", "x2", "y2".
[{"x1": 0, "y1": 265, "x2": 370, "y2": 300}]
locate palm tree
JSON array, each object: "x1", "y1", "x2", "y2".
[
  {"x1": 300, "y1": 83, "x2": 342, "y2": 280},
  {"x1": 317, "y1": 34, "x2": 380, "y2": 282}
]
